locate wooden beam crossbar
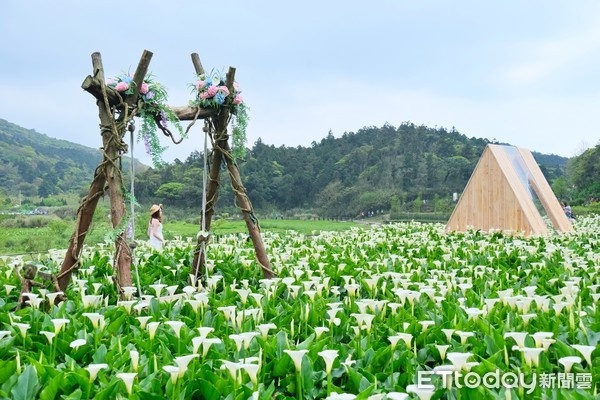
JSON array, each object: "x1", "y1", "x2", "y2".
[{"x1": 81, "y1": 77, "x2": 217, "y2": 121}]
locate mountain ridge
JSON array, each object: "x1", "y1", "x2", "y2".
[
  {"x1": 0, "y1": 118, "x2": 572, "y2": 216},
  {"x1": 130, "y1": 122, "x2": 569, "y2": 217},
  {"x1": 0, "y1": 118, "x2": 147, "y2": 199}
]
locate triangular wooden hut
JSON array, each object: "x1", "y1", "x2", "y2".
[{"x1": 446, "y1": 144, "x2": 573, "y2": 236}]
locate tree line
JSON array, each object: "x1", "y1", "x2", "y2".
[
  {"x1": 4, "y1": 117, "x2": 597, "y2": 219},
  {"x1": 132, "y1": 122, "x2": 570, "y2": 218}
]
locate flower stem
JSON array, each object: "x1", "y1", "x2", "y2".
[
  {"x1": 389, "y1": 347, "x2": 395, "y2": 377},
  {"x1": 296, "y1": 370, "x2": 303, "y2": 400},
  {"x1": 173, "y1": 379, "x2": 180, "y2": 400},
  {"x1": 233, "y1": 372, "x2": 238, "y2": 400}
]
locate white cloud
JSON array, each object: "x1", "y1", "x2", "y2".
[
  {"x1": 246, "y1": 78, "x2": 597, "y2": 158},
  {"x1": 2, "y1": 0, "x2": 598, "y2": 167},
  {"x1": 504, "y1": 23, "x2": 600, "y2": 86}
]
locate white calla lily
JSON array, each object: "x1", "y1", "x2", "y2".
[
  {"x1": 116, "y1": 372, "x2": 137, "y2": 396},
  {"x1": 284, "y1": 349, "x2": 309, "y2": 371}
]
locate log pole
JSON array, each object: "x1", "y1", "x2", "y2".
[
  {"x1": 202, "y1": 66, "x2": 274, "y2": 278},
  {"x1": 106, "y1": 50, "x2": 153, "y2": 289},
  {"x1": 57, "y1": 167, "x2": 106, "y2": 290},
  {"x1": 221, "y1": 136, "x2": 275, "y2": 279},
  {"x1": 61, "y1": 50, "x2": 153, "y2": 292}
]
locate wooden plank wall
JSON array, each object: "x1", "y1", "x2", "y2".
[
  {"x1": 446, "y1": 144, "x2": 549, "y2": 236},
  {"x1": 491, "y1": 145, "x2": 548, "y2": 234}
]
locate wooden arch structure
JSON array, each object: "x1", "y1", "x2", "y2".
[{"x1": 56, "y1": 50, "x2": 274, "y2": 292}]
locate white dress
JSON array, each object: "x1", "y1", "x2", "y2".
[{"x1": 148, "y1": 219, "x2": 164, "y2": 250}]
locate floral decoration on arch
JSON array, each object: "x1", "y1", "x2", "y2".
[
  {"x1": 190, "y1": 69, "x2": 248, "y2": 160},
  {"x1": 107, "y1": 73, "x2": 184, "y2": 168}
]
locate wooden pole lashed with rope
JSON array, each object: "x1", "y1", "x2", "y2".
[
  {"x1": 57, "y1": 167, "x2": 106, "y2": 290},
  {"x1": 188, "y1": 55, "x2": 274, "y2": 279},
  {"x1": 58, "y1": 50, "x2": 152, "y2": 291},
  {"x1": 109, "y1": 50, "x2": 152, "y2": 289}
]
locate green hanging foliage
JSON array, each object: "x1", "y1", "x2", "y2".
[
  {"x1": 232, "y1": 102, "x2": 249, "y2": 161},
  {"x1": 107, "y1": 73, "x2": 185, "y2": 168}
]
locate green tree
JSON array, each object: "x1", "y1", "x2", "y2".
[
  {"x1": 551, "y1": 176, "x2": 570, "y2": 201},
  {"x1": 433, "y1": 194, "x2": 442, "y2": 212},
  {"x1": 107, "y1": 121, "x2": 568, "y2": 215},
  {"x1": 155, "y1": 182, "x2": 186, "y2": 201},
  {"x1": 390, "y1": 195, "x2": 401, "y2": 220},
  {"x1": 0, "y1": 191, "x2": 9, "y2": 210},
  {"x1": 315, "y1": 181, "x2": 355, "y2": 218},
  {"x1": 567, "y1": 143, "x2": 600, "y2": 203},
  {"x1": 412, "y1": 194, "x2": 422, "y2": 213}
]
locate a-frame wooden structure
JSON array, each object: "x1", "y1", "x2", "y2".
[
  {"x1": 446, "y1": 144, "x2": 573, "y2": 236},
  {"x1": 56, "y1": 50, "x2": 273, "y2": 293}
]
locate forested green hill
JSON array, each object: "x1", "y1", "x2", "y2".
[
  {"x1": 3, "y1": 118, "x2": 588, "y2": 218},
  {"x1": 566, "y1": 142, "x2": 600, "y2": 204},
  {"x1": 0, "y1": 118, "x2": 103, "y2": 198},
  {"x1": 0, "y1": 118, "x2": 144, "y2": 203},
  {"x1": 133, "y1": 123, "x2": 570, "y2": 218}
]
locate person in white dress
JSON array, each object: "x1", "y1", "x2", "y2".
[{"x1": 148, "y1": 204, "x2": 165, "y2": 250}]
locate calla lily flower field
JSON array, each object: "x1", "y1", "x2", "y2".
[{"x1": 0, "y1": 216, "x2": 599, "y2": 399}]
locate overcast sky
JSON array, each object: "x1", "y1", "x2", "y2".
[{"x1": 1, "y1": 1, "x2": 599, "y2": 166}]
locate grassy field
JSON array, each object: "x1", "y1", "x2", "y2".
[
  {"x1": 167, "y1": 218, "x2": 360, "y2": 238},
  {"x1": 0, "y1": 218, "x2": 361, "y2": 256}
]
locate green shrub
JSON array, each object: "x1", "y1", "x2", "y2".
[
  {"x1": 51, "y1": 206, "x2": 78, "y2": 220},
  {"x1": 48, "y1": 219, "x2": 70, "y2": 239},
  {"x1": 572, "y1": 202, "x2": 600, "y2": 217},
  {"x1": 1, "y1": 215, "x2": 60, "y2": 228},
  {"x1": 21, "y1": 235, "x2": 53, "y2": 252}
]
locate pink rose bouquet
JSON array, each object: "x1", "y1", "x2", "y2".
[
  {"x1": 190, "y1": 69, "x2": 249, "y2": 160},
  {"x1": 115, "y1": 82, "x2": 129, "y2": 92},
  {"x1": 191, "y1": 70, "x2": 245, "y2": 113}
]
